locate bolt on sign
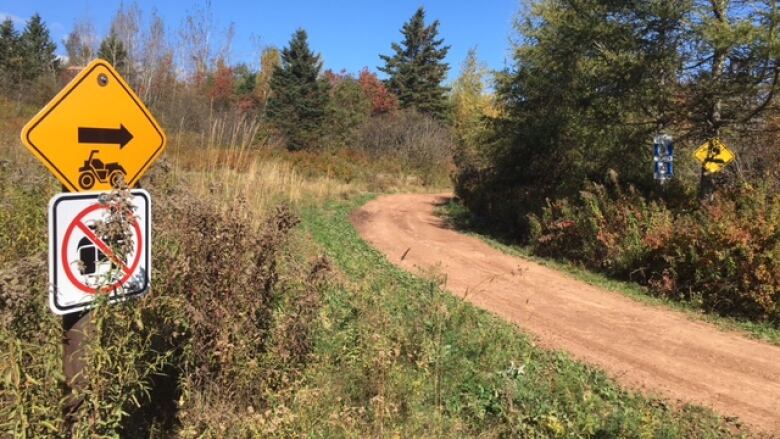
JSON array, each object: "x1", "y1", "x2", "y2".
[
  {"x1": 48, "y1": 190, "x2": 151, "y2": 315},
  {"x1": 693, "y1": 139, "x2": 735, "y2": 174},
  {"x1": 21, "y1": 59, "x2": 166, "y2": 192}
]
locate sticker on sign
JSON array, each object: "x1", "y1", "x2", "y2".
[{"x1": 48, "y1": 190, "x2": 151, "y2": 315}]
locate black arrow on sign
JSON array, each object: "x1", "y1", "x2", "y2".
[{"x1": 78, "y1": 125, "x2": 134, "y2": 149}]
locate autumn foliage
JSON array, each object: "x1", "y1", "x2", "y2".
[{"x1": 358, "y1": 68, "x2": 398, "y2": 115}]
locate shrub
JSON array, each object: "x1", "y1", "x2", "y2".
[
  {"x1": 656, "y1": 185, "x2": 780, "y2": 321},
  {"x1": 529, "y1": 179, "x2": 780, "y2": 324},
  {"x1": 0, "y1": 164, "x2": 330, "y2": 437},
  {"x1": 357, "y1": 110, "x2": 452, "y2": 184}
]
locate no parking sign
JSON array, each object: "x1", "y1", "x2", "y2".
[{"x1": 48, "y1": 190, "x2": 151, "y2": 315}]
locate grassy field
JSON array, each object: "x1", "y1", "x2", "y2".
[{"x1": 437, "y1": 199, "x2": 780, "y2": 347}]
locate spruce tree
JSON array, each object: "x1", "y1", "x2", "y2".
[
  {"x1": 267, "y1": 29, "x2": 330, "y2": 151},
  {"x1": 19, "y1": 14, "x2": 59, "y2": 81},
  {"x1": 379, "y1": 7, "x2": 450, "y2": 119},
  {"x1": 98, "y1": 32, "x2": 128, "y2": 73},
  {"x1": 0, "y1": 18, "x2": 22, "y2": 88}
]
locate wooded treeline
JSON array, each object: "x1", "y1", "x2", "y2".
[
  {"x1": 452, "y1": 0, "x2": 780, "y2": 323},
  {"x1": 0, "y1": 4, "x2": 454, "y2": 176}
]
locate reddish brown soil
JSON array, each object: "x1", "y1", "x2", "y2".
[{"x1": 351, "y1": 193, "x2": 780, "y2": 434}]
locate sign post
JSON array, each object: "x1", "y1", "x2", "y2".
[{"x1": 19, "y1": 59, "x2": 166, "y2": 428}]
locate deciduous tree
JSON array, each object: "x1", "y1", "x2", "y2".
[{"x1": 358, "y1": 68, "x2": 398, "y2": 115}]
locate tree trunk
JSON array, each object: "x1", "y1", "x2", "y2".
[{"x1": 700, "y1": 0, "x2": 727, "y2": 201}]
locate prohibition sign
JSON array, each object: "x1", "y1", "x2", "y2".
[
  {"x1": 61, "y1": 203, "x2": 143, "y2": 294},
  {"x1": 49, "y1": 190, "x2": 151, "y2": 315}
]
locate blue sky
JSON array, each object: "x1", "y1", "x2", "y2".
[{"x1": 0, "y1": 1, "x2": 519, "y2": 84}]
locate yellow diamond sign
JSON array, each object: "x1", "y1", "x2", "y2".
[
  {"x1": 21, "y1": 59, "x2": 166, "y2": 192},
  {"x1": 693, "y1": 138, "x2": 735, "y2": 174}
]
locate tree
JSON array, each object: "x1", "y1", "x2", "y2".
[
  {"x1": 107, "y1": 2, "x2": 141, "y2": 82},
  {"x1": 358, "y1": 68, "x2": 398, "y2": 115},
  {"x1": 207, "y1": 58, "x2": 234, "y2": 111},
  {"x1": 682, "y1": 0, "x2": 780, "y2": 198},
  {"x1": 324, "y1": 70, "x2": 371, "y2": 148},
  {"x1": 63, "y1": 19, "x2": 97, "y2": 67},
  {"x1": 454, "y1": 0, "x2": 687, "y2": 230},
  {"x1": 267, "y1": 29, "x2": 330, "y2": 151},
  {"x1": 379, "y1": 7, "x2": 450, "y2": 119},
  {"x1": 19, "y1": 14, "x2": 59, "y2": 81},
  {"x1": 98, "y1": 32, "x2": 129, "y2": 73},
  {"x1": 0, "y1": 18, "x2": 22, "y2": 89},
  {"x1": 450, "y1": 48, "x2": 494, "y2": 146},
  {"x1": 255, "y1": 46, "x2": 281, "y2": 113}
]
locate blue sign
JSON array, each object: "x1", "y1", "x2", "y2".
[{"x1": 653, "y1": 135, "x2": 674, "y2": 182}]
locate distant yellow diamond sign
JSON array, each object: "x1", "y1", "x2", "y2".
[
  {"x1": 21, "y1": 59, "x2": 166, "y2": 192},
  {"x1": 693, "y1": 138, "x2": 735, "y2": 174}
]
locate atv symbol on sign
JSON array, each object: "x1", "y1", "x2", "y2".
[
  {"x1": 78, "y1": 150, "x2": 126, "y2": 190},
  {"x1": 75, "y1": 221, "x2": 125, "y2": 288}
]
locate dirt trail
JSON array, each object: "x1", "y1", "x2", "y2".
[{"x1": 351, "y1": 193, "x2": 780, "y2": 434}]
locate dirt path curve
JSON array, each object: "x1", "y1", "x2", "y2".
[{"x1": 351, "y1": 193, "x2": 780, "y2": 434}]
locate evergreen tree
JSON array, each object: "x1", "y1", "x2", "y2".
[
  {"x1": 267, "y1": 29, "x2": 330, "y2": 151},
  {"x1": 98, "y1": 31, "x2": 128, "y2": 73},
  {"x1": 379, "y1": 7, "x2": 450, "y2": 118},
  {"x1": 19, "y1": 14, "x2": 59, "y2": 81},
  {"x1": 454, "y1": 0, "x2": 687, "y2": 230},
  {"x1": 324, "y1": 71, "x2": 371, "y2": 148},
  {"x1": 0, "y1": 18, "x2": 22, "y2": 88}
]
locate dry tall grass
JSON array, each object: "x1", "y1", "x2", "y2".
[{"x1": 166, "y1": 143, "x2": 358, "y2": 226}]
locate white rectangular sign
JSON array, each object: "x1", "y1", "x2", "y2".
[{"x1": 48, "y1": 190, "x2": 151, "y2": 315}]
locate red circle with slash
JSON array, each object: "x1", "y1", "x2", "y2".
[{"x1": 61, "y1": 203, "x2": 143, "y2": 294}]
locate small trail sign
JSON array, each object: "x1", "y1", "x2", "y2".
[
  {"x1": 653, "y1": 135, "x2": 674, "y2": 183},
  {"x1": 21, "y1": 59, "x2": 166, "y2": 192},
  {"x1": 48, "y1": 190, "x2": 151, "y2": 315},
  {"x1": 693, "y1": 139, "x2": 735, "y2": 174}
]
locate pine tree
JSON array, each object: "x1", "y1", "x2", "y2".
[
  {"x1": 0, "y1": 18, "x2": 22, "y2": 88},
  {"x1": 98, "y1": 31, "x2": 128, "y2": 73},
  {"x1": 379, "y1": 7, "x2": 450, "y2": 119},
  {"x1": 267, "y1": 29, "x2": 330, "y2": 151},
  {"x1": 19, "y1": 14, "x2": 59, "y2": 81}
]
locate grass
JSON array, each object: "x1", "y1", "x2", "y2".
[
  {"x1": 294, "y1": 195, "x2": 747, "y2": 437},
  {"x1": 436, "y1": 198, "x2": 780, "y2": 347}
]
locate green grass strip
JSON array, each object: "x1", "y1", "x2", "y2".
[{"x1": 296, "y1": 196, "x2": 744, "y2": 438}]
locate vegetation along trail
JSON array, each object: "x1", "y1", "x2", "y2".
[{"x1": 352, "y1": 193, "x2": 780, "y2": 434}]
